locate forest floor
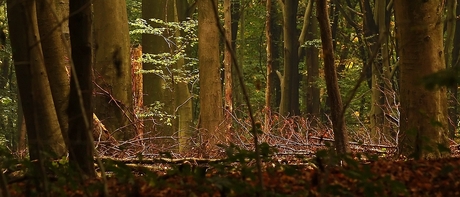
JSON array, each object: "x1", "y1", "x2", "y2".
[
  {"x1": 5, "y1": 123, "x2": 460, "y2": 196},
  {"x1": 6, "y1": 144, "x2": 460, "y2": 196}
]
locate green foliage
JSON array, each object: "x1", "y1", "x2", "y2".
[
  {"x1": 137, "y1": 101, "x2": 175, "y2": 126},
  {"x1": 130, "y1": 17, "x2": 198, "y2": 124},
  {"x1": 0, "y1": 74, "x2": 17, "y2": 150}
]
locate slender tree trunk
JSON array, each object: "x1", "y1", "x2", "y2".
[
  {"x1": 131, "y1": 45, "x2": 144, "y2": 140},
  {"x1": 447, "y1": 0, "x2": 458, "y2": 139},
  {"x1": 317, "y1": 0, "x2": 349, "y2": 154},
  {"x1": 305, "y1": 9, "x2": 320, "y2": 126},
  {"x1": 93, "y1": 0, "x2": 133, "y2": 140},
  {"x1": 279, "y1": 0, "x2": 300, "y2": 117},
  {"x1": 377, "y1": 0, "x2": 393, "y2": 141},
  {"x1": 68, "y1": 0, "x2": 96, "y2": 177},
  {"x1": 224, "y1": 0, "x2": 233, "y2": 139},
  {"x1": 265, "y1": 0, "x2": 274, "y2": 132},
  {"x1": 395, "y1": 0, "x2": 450, "y2": 159},
  {"x1": 198, "y1": 0, "x2": 224, "y2": 156},
  {"x1": 174, "y1": 0, "x2": 193, "y2": 153},
  {"x1": 7, "y1": 0, "x2": 38, "y2": 159}
]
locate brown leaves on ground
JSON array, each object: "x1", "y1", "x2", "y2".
[{"x1": 6, "y1": 156, "x2": 460, "y2": 196}]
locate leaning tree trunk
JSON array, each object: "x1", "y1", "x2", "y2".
[
  {"x1": 317, "y1": 0, "x2": 349, "y2": 154},
  {"x1": 394, "y1": 0, "x2": 450, "y2": 159}
]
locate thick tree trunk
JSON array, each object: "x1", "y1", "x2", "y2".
[
  {"x1": 93, "y1": 0, "x2": 133, "y2": 140},
  {"x1": 36, "y1": 0, "x2": 71, "y2": 147},
  {"x1": 395, "y1": 0, "x2": 450, "y2": 159},
  {"x1": 68, "y1": 0, "x2": 96, "y2": 177},
  {"x1": 198, "y1": 0, "x2": 224, "y2": 156},
  {"x1": 8, "y1": 0, "x2": 66, "y2": 160},
  {"x1": 317, "y1": 0, "x2": 349, "y2": 154}
]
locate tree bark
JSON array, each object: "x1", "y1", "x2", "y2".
[
  {"x1": 174, "y1": 0, "x2": 193, "y2": 153},
  {"x1": 68, "y1": 0, "x2": 96, "y2": 177},
  {"x1": 36, "y1": 0, "x2": 71, "y2": 147},
  {"x1": 224, "y1": 0, "x2": 233, "y2": 139},
  {"x1": 93, "y1": 0, "x2": 133, "y2": 140},
  {"x1": 198, "y1": 0, "x2": 224, "y2": 156},
  {"x1": 305, "y1": 9, "x2": 320, "y2": 126},
  {"x1": 8, "y1": 0, "x2": 66, "y2": 160},
  {"x1": 279, "y1": 0, "x2": 300, "y2": 117},
  {"x1": 317, "y1": 0, "x2": 349, "y2": 154},
  {"x1": 395, "y1": 0, "x2": 450, "y2": 159}
]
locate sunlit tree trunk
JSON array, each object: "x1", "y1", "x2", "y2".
[
  {"x1": 265, "y1": 0, "x2": 282, "y2": 132},
  {"x1": 317, "y1": 0, "x2": 349, "y2": 154},
  {"x1": 93, "y1": 0, "x2": 133, "y2": 140},
  {"x1": 198, "y1": 0, "x2": 224, "y2": 156},
  {"x1": 36, "y1": 0, "x2": 71, "y2": 148},
  {"x1": 68, "y1": 0, "x2": 96, "y2": 177},
  {"x1": 279, "y1": 0, "x2": 300, "y2": 117},
  {"x1": 174, "y1": 0, "x2": 193, "y2": 153},
  {"x1": 395, "y1": 0, "x2": 450, "y2": 159}
]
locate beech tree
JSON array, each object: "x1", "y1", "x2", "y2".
[
  {"x1": 278, "y1": 0, "x2": 300, "y2": 117},
  {"x1": 198, "y1": 0, "x2": 224, "y2": 155},
  {"x1": 93, "y1": 0, "x2": 133, "y2": 140},
  {"x1": 8, "y1": 0, "x2": 66, "y2": 160},
  {"x1": 68, "y1": 0, "x2": 96, "y2": 177},
  {"x1": 395, "y1": 0, "x2": 450, "y2": 159},
  {"x1": 317, "y1": 0, "x2": 349, "y2": 154}
]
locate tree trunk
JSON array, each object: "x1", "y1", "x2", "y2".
[
  {"x1": 198, "y1": 0, "x2": 224, "y2": 156},
  {"x1": 448, "y1": 0, "x2": 458, "y2": 139},
  {"x1": 265, "y1": 0, "x2": 274, "y2": 132},
  {"x1": 8, "y1": 0, "x2": 66, "y2": 160},
  {"x1": 317, "y1": 0, "x2": 349, "y2": 154},
  {"x1": 36, "y1": 0, "x2": 71, "y2": 147},
  {"x1": 142, "y1": 0, "x2": 175, "y2": 147},
  {"x1": 279, "y1": 0, "x2": 300, "y2": 117},
  {"x1": 68, "y1": 0, "x2": 96, "y2": 177},
  {"x1": 174, "y1": 0, "x2": 193, "y2": 153},
  {"x1": 131, "y1": 46, "x2": 144, "y2": 140},
  {"x1": 305, "y1": 9, "x2": 320, "y2": 126},
  {"x1": 93, "y1": 0, "x2": 133, "y2": 140},
  {"x1": 223, "y1": 0, "x2": 233, "y2": 139},
  {"x1": 395, "y1": 0, "x2": 450, "y2": 159}
]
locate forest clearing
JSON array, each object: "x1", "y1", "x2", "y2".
[{"x1": 1, "y1": 0, "x2": 460, "y2": 196}]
